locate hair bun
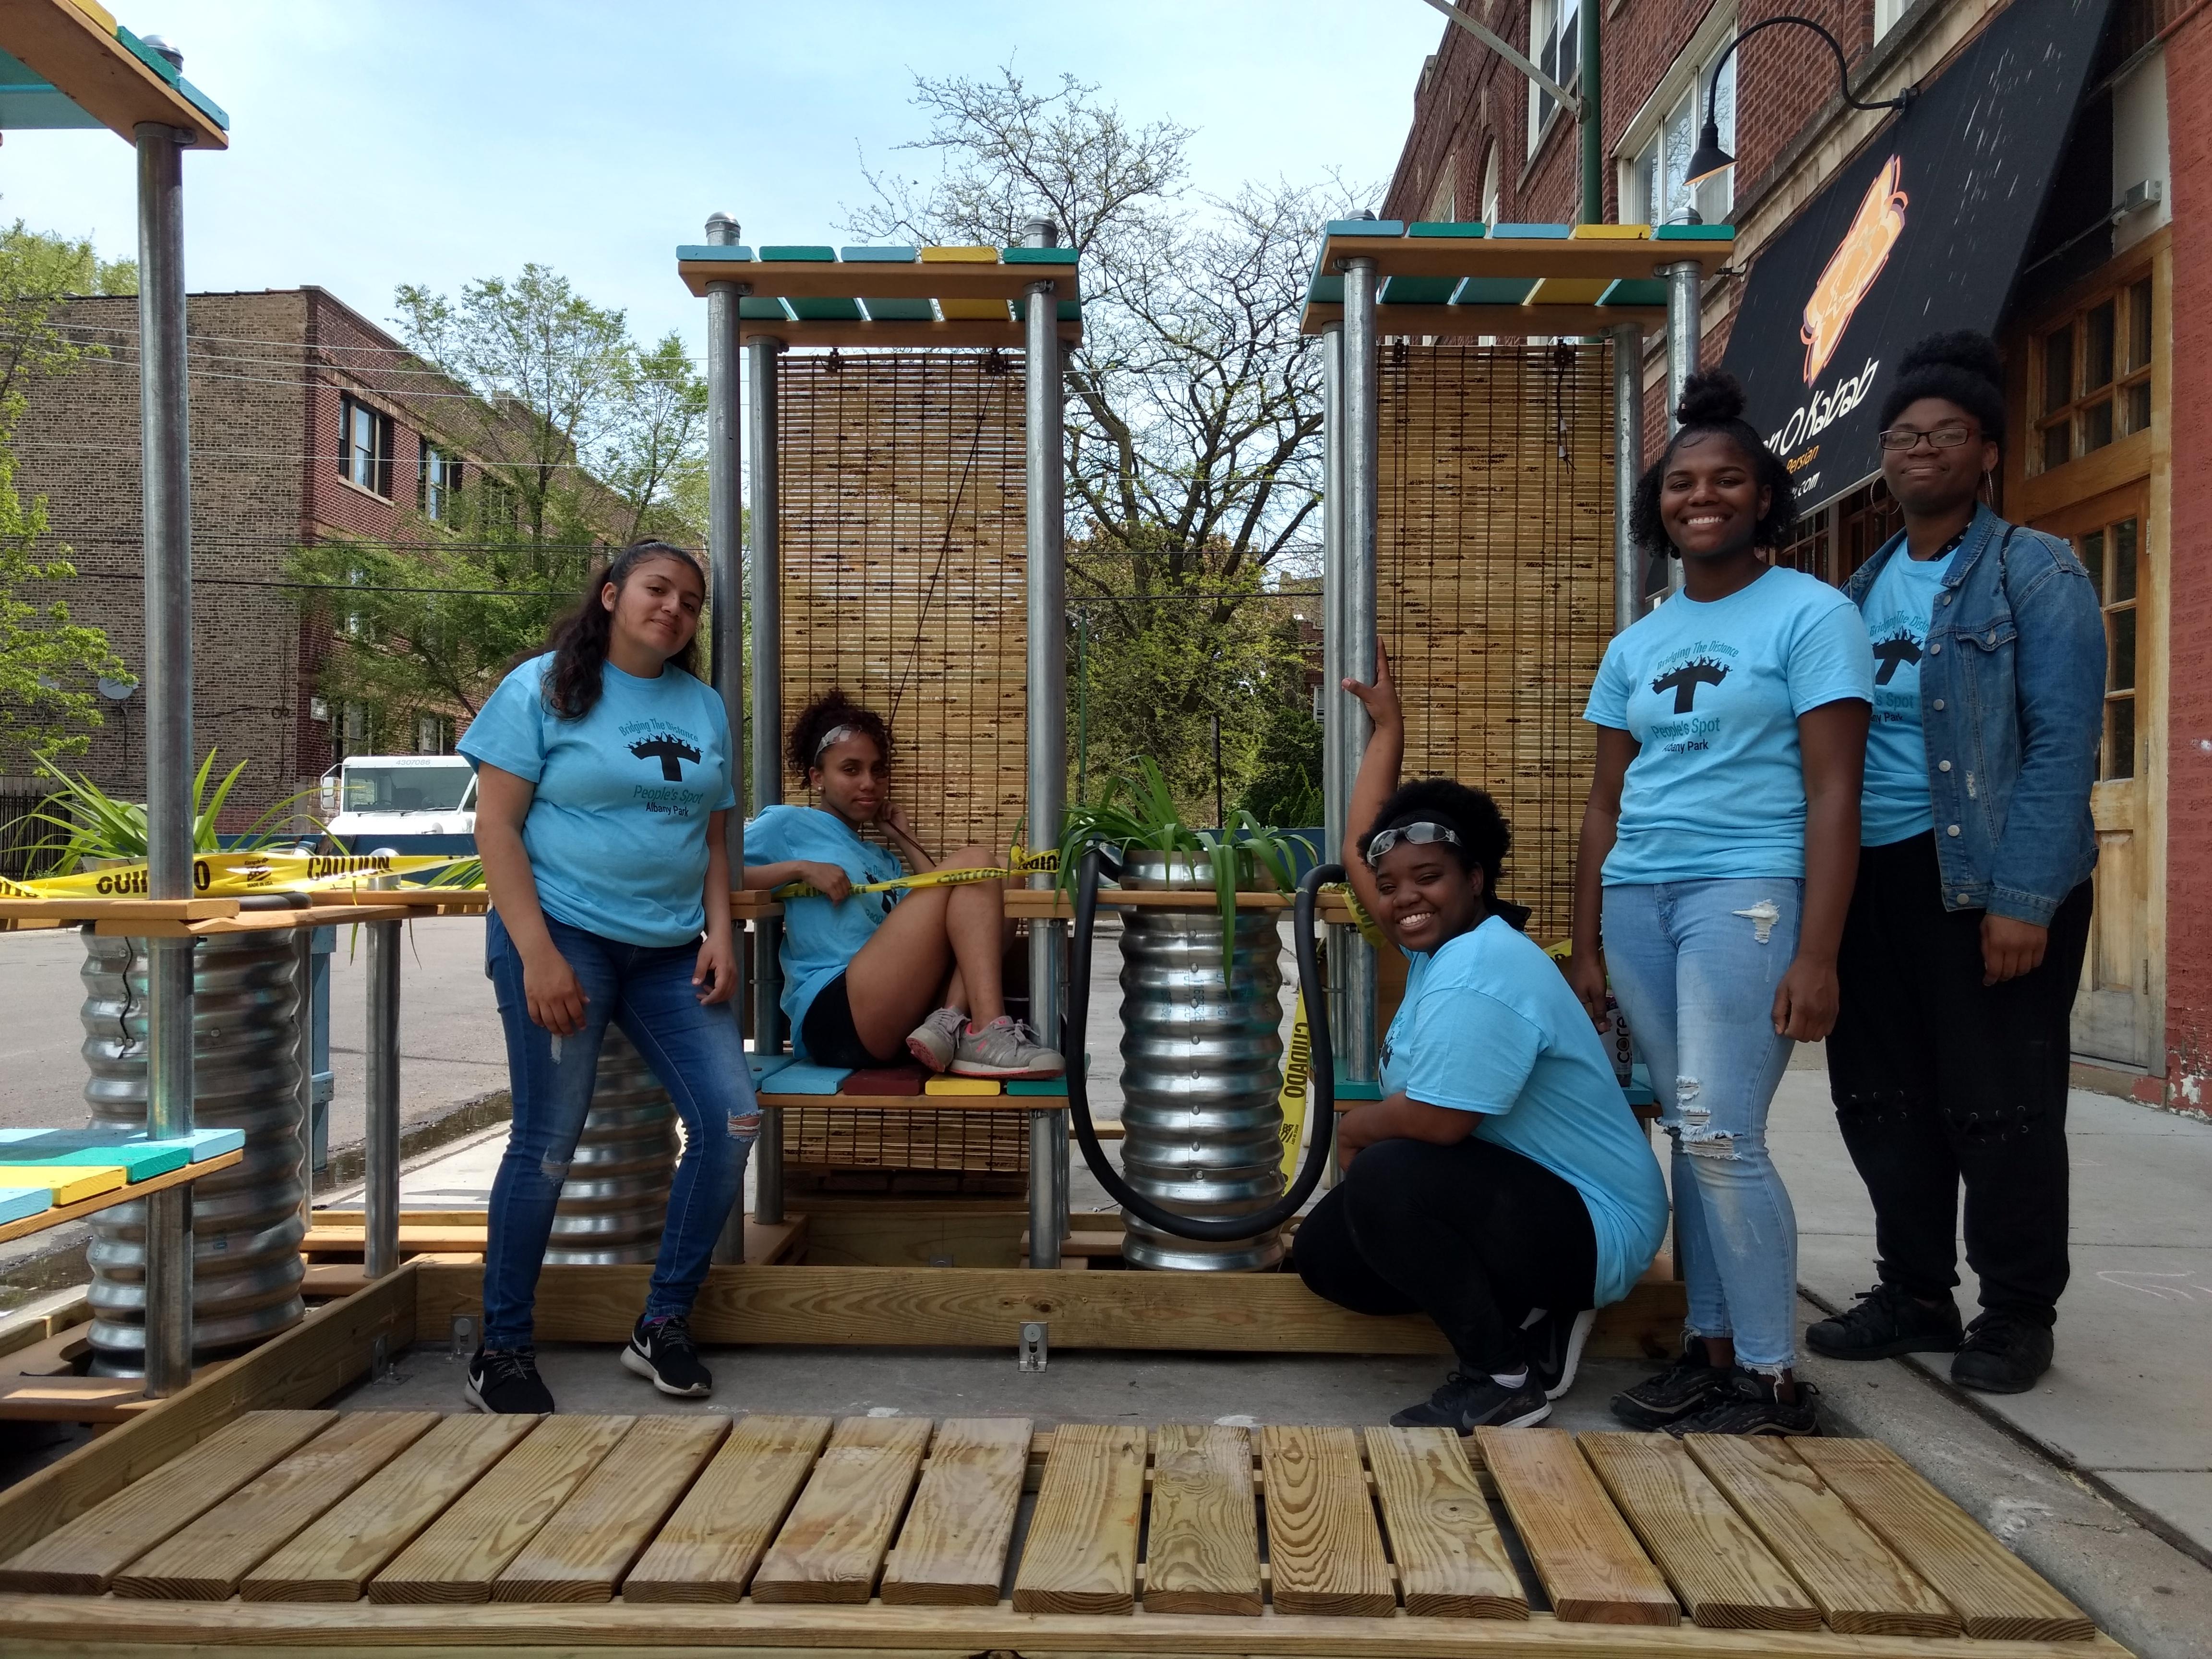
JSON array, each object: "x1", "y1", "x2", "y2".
[
  {"x1": 1896, "y1": 330, "x2": 2001, "y2": 390},
  {"x1": 1674, "y1": 368, "x2": 1748, "y2": 428}
]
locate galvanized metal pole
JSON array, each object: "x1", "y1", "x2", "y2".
[
  {"x1": 1023, "y1": 216, "x2": 1069, "y2": 1269},
  {"x1": 1612, "y1": 323, "x2": 1645, "y2": 633},
  {"x1": 1338, "y1": 256, "x2": 1381, "y2": 1083},
  {"x1": 703, "y1": 212, "x2": 757, "y2": 1261},
  {"x1": 1319, "y1": 320, "x2": 1352, "y2": 1156},
  {"x1": 362, "y1": 916, "x2": 401, "y2": 1278},
  {"x1": 136, "y1": 122, "x2": 194, "y2": 1395},
  {"x1": 745, "y1": 329, "x2": 786, "y2": 1232},
  {"x1": 1663, "y1": 261, "x2": 1703, "y2": 599}
]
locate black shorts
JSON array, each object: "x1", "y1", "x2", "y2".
[{"x1": 801, "y1": 973, "x2": 899, "y2": 1069}]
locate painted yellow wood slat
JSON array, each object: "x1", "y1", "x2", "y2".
[
  {"x1": 1010, "y1": 1422, "x2": 1147, "y2": 1614},
  {"x1": 1364, "y1": 1426, "x2": 1526, "y2": 1619},
  {"x1": 491, "y1": 1416, "x2": 728, "y2": 1603},
  {"x1": 622, "y1": 1414, "x2": 832, "y2": 1603},
  {"x1": 1474, "y1": 1426, "x2": 1679, "y2": 1625},
  {"x1": 878, "y1": 1417, "x2": 1031, "y2": 1607},
  {"x1": 750, "y1": 1415, "x2": 932, "y2": 1604},
  {"x1": 1260, "y1": 1424, "x2": 1395, "y2": 1618},
  {"x1": 0, "y1": 1409, "x2": 336, "y2": 1594},
  {"x1": 1141, "y1": 1423, "x2": 1261, "y2": 1616}
]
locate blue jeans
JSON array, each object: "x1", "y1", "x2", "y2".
[
  {"x1": 1602, "y1": 879, "x2": 1803, "y2": 1372},
  {"x1": 482, "y1": 910, "x2": 758, "y2": 1350}
]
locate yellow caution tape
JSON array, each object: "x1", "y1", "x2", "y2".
[
  {"x1": 769, "y1": 844, "x2": 1059, "y2": 901},
  {"x1": 0, "y1": 851, "x2": 469, "y2": 901},
  {"x1": 1319, "y1": 882, "x2": 1389, "y2": 950},
  {"x1": 1276, "y1": 989, "x2": 1312, "y2": 1178}
]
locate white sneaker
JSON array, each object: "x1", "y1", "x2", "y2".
[
  {"x1": 906, "y1": 1006, "x2": 967, "y2": 1073},
  {"x1": 951, "y1": 1015, "x2": 1066, "y2": 1078}
]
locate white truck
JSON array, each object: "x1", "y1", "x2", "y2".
[{"x1": 317, "y1": 754, "x2": 477, "y2": 854}]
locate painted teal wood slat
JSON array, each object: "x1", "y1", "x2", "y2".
[
  {"x1": 1490, "y1": 223, "x2": 1575, "y2": 239},
  {"x1": 759, "y1": 245, "x2": 836, "y2": 261},
  {"x1": 839, "y1": 245, "x2": 919, "y2": 262},
  {"x1": 739, "y1": 297, "x2": 792, "y2": 321},
  {"x1": 1599, "y1": 278, "x2": 1668, "y2": 306},
  {"x1": 1003, "y1": 246, "x2": 1079, "y2": 264},
  {"x1": 861, "y1": 298, "x2": 936, "y2": 321},
  {"x1": 1379, "y1": 276, "x2": 1459, "y2": 304},
  {"x1": 1407, "y1": 221, "x2": 1488, "y2": 238},
  {"x1": 1326, "y1": 219, "x2": 1406, "y2": 237},
  {"x1": 1451, "y1": 277, "x2": 1537, "y2": 304},
  {"x1": 1653, "y1": 224, "x2": 1734, "y2": 240},
  {"x1": 674, "y1": 245, "x2": 754, "y2": 262},
  {"x1": 787, "y1": 297, "x2": 865, "y2": 321},
  {"x1": 0, "y1": 1188, "x2": 51, "y2": 1225}
]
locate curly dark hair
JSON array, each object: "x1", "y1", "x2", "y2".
[
  {"x1": 1876, "y1": 329, "x2": 2005, "y2": 447},
  {"x1": 1629, "y1": 369, "x2": 1799, "y2": 561},
  {"x1": 539, "y1": 540, "x2": 706, "y2": 721},
  {"x1": 787, "y1": 689, "x2": 892, "y2": 778},
  {"x1": 1360, "y1": 778, "x2": 1510, "y2": 901}
]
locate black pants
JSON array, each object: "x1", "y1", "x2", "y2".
[
  {"x1": 1827, "y1": 832, "x2": 2094, "y2": 1327},
  {"x1": 1292, "y1": 1135, "x2": 1597, "y2": 1374}
]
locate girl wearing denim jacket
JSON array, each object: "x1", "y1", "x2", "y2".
[
  {"x1": 1806, "y1": 333, "x2": 2104, "y2": 1394},
  {"x1": 1567, "y1": 371, "x2": 1874, "y2": 1437}
]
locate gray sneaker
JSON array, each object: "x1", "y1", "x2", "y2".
[
  {"x1": 951, "y1": 1014, "x2": 1065, "y2": 1078},
  {"x1": 906, "y1": 1007, "x2": 967, "y2": 1073}
]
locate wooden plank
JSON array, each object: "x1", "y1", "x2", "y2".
[
  {"x1": 1364, "y1": 1426, "x2": 1525, "y2": 1619},
  {"x1": 491, "y1": 1416, "x2": 728, "y2": 1603},
  {"x1": 1792, "y1": 1437, "x2": 2095, "y2": 1641},
  {"x1": 1010, "y1": 1421, "x2": 1146, "y2": 1614},
  {"x1": 1259, "y1": 1424, "x2": 1394, "y2": 1618},
  {"x1": 1141, "y1": 1422, "x2": 1261, "y2": 1616},
  {"x1": 0, "y1": 1409, "x2": 335, "y2": 1593},
  {"x1": 750, "y1": 1415, "x2": 932, "y2": 1604},
  {"x1": 0, "y1": 1149, "x2": 244, "y2": 1244},
  {"x1": 622, "y1": 1413, "x2": 832, "y2": 1602},
  {"x1": 111, "y1": 1411, "x2": 439, "y2": 1600},
  {"x1": 1475, "y1": 1427, "x2": 1678, "y2": 1626},
  {"x1": 369, "y1": 1415, "x2": 631, "y2": 1604},
  {"x1": 1684, "y1": 1434, "x2": 1960, "y2": 1637},
  {"x1": 242, "y1": 1413, "x2": 538, "y2": 1602},
  {"x1": 1579, "y1": 1432, "x2": 1820, "y2": 1632},
  {"x1": 878, "y1": 1417, "x2": 1030, "y2": 1606}
]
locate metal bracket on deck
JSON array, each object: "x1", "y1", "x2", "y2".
[
  {"x1": 370, "y1": 1333, "x2": 404, "y2": 1386},
  {"x1": 1018, "y1": 1321, "x2": 1048, "y2": 1371},
  {"x1": 449, "y1": 1313, "x2": 478, "y2": 1360}
]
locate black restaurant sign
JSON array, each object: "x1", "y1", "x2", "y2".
[{"x1": 1725, "y1": 0, "x2": 2112, "y2": 512}]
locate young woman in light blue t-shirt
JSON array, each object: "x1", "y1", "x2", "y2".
[{"x1": 1567, "y1": 371, "x2": 1873, "y2": 1438}]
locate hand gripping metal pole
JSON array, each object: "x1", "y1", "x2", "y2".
[
  {"x1": 1337, "y1": 255, "x2": 1381, "y2": 1085},
  {"x1": 1662, "y1": 261, "x2": 1703, "y2": 600},
  {"x1": 363, "y1": 915, "x2": 401, "y2": 1278},
  {"x1": 1024, "y1": 216, "x2": 1070, "y2": 1267},
  {"x1": 745, "y1": 325, "x2": 786, "y2": 1232},
  {"x1": 136, "y1": 122, "x2": 194, "y2": 1395}
]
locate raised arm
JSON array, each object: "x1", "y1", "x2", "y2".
[{"x1": 1339, "y1": 638, "x2": 1405, "y2": 923}]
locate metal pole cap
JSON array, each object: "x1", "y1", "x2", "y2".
[{"x1": 705, "y1": 212, "x2": 740, "y2": 244}]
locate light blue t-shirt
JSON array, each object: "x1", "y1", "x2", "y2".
[
  {"x1": 1584, "y1": 565, "x2": 1874, "y2": 885},
  {"x1": 1379, "y1": 916, "x2": 1668, "y2": 1308},
  {"x1": 743, "y1": 805, "x2": 907, "y2": 1058},
  {"x1": 1858, "y1": 545, "x2": 1956, "y2": 846},
  {"x1": 458, "y1": 652, "x2": 736, "y2": 949}
]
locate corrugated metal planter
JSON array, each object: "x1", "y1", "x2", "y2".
[
  {"x1": 546, "y1": 1026, "x2": 677, "y2": 1264},
  {"x1": 1115, "y1": 851, "x2": 1286, "y2": 1272},
  {"x1": 80, "y1": 928, "x2": 306, "y2": 1373}
]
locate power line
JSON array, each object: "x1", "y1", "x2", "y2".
[{"x1": 14, "y1": 438, "x2": 627, "y2": 474}]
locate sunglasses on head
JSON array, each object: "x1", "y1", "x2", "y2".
[{"x1": 1365, "y1": 820, "x2": 1461, "y2": 867}]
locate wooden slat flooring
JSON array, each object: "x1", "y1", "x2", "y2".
[
  {"x1": 0, "y1": 1409, "x2": 335, "y2": 1594},
  {"x1": 1365, "y1": 1425, "x2": 1525, "y2": 1619},
  {"x1": 623, "y1": 1414, "x2": 832, "y2": 1603},
  {"x1": 750, "y1": 1414, "x2": 930, "y2": 1604},
  {"x1": 1476, "y1": 1425, "x2": 1679, "y2": 1625},
  {"x1": 1792, "y1": 1437, "x2": 2095, "y2": 1642},
  {"x1": 878, "y1": 1416, "x2": 1030, "y2": 1607},
  {"x1": 493, "y1": 1416, "x2": 729, "y2": 1603},
  {"x1": 1261, "y1": 1424, "x2": 1395, "y2": 1618},
  {"x1": 1010, "y1": 1422, "x2": 1147, "y2": 1614},
  {"x1": 1580, "y1": 1431, "x2": 1822, "y2": 1631},
  {"x1": 1685, "y1": 1434, "x2": 1960, "y2": 1637},
  {"x1": 1142, "y1": 1422, "x2": 1261, "y2": 1616}
]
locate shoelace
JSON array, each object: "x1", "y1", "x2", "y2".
[
  {"x1": 1960, "y1": 1311, "x2": 2029, "y2": 1351},
  {"x1": 482, "y1": 1349, "x2": 538, "y2": 1387},
  {"x1": 648, "y1": 1316, "x2": 698, "y2": 1357}
]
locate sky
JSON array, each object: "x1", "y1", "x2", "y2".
[{"x1": 0, "y1": 0, "x2": 1444, "y2": 358}]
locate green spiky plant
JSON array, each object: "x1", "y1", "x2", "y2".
[
  {"x1": 28, "y1": 750, "x2": 309, "y2": 872},
  {"x1": 1056, "y1": 756, "x2": 1302, "y2": 976}
]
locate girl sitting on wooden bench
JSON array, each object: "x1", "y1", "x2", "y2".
[{"x1": 742, "y1": 690, "x2": 1063, "y2": 1079}]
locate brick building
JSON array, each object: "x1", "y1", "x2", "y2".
[
  {"x1": 9, "y1": 287, "x2": 533, "y2": 827},
  {"x1": 1385, "y1": 0, "x2": 2203, "y2": 1101}
]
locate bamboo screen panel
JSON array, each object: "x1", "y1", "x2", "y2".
[
  {"x1": 1378, "y1": 341, "x2": 1616, "y2": 943},
  {"x1": 778, "y1": 351, "x2": 1028, "y2": 857}
]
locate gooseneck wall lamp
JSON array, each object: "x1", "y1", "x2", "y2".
[{"x1": 1685, "y1": 14, "x2": 1915, "y2": 188}]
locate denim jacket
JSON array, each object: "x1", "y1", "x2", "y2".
[{"x1": 1843, "y1": 504, "x2": 2104, "y2": 925}]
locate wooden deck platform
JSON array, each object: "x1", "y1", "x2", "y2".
[{"x1": 0, "y1": 1402, "x2": 2116, "y2": 1656}]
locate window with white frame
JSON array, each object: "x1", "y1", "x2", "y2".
[
  {"x1": 1480, "y1": 145, "x2": 1501, "y2": 224},
  {"x1": 1874, "y1": 0, "x2": 1910, "y2": 42},
  {"x1": 1624, "y1": 30, "x2": 1736, "y2": 227},
  {"x1": 339, "y1": 395, "x2": 395, "y2": 498},
  {"x1": 1529, "y1": 0, "x2": 1580, "y2": 153},
  {"x1": 419, "y1": 442, "x2": 461, "y2": 521}
]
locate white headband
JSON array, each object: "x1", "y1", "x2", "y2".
[{"x1": 812, "y1": 723, "x2": 861, "y2": 764}]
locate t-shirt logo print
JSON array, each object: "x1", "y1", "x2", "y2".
[
  {"x1": 1871, "y1": 629, "x2": 1922, "y2": 686},
  {"x1": 1650, "y1": 656, "x2": 1730, "y2": 713},
  {"x1": 629, "y1": 733, "x2": 703, "y2": 781}
]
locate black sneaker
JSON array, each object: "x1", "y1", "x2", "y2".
[
  {"x1": 1390, "y1": 1370, "x2": 1552, "y2": 1432},
  {"x1": 1525, "y1": 1307, "x2": 1597, "y2": 1400},
  {"x1": 1670, "y1": 1368, "x2": 1821, "y2": 1438},
  {"x1": 465, "y1": 1346, "x2": 553, "y2": 1415},
  {"x1": 1608, "y1": 1335, "x2": 1731, "y2": 1429},
  {"x1": 1805, "y1": 1283, "x2": 1962, "y2": 1361},
  {"x1": 1950, "y1": 1310, "x2": 2054, "y2": 1394},
  {"x1": 622, "y1": 1312, "x2": 713, "y2": 1398}
]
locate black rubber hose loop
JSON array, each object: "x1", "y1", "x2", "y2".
[{"x1": 1061, "y1": 847, "x2": 1342, "y2": 1242}]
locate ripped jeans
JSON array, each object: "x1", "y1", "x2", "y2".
[
  {"x1": 482, "y1": 910, "x2": 757, "y2": 1350},
  {"x1": 1602, "y1": 879, "x2": 1803, "y2": 1372}
]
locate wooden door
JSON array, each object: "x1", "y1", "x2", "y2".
[{"x1": 2033, "y1": 485, "x2": 2152, "y2": 1066}]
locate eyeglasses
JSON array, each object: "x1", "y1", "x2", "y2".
[
  {"x1": 1877, "y1": 424, "x2": 1976, "y2": 452},
  {"x1": 1365, "y1": 821, "x2": 1462, "y2": 866}
]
